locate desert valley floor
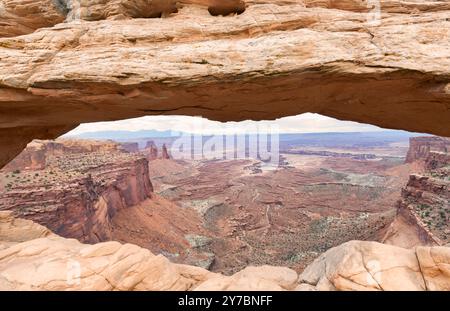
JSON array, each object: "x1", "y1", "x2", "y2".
[{"x1": 1, "y1": 133, "x2": 448, "y2": 280}]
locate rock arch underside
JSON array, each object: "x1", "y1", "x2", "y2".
[
  {"x1": 0, "y1": 0, "x2": 449, "y2": 291},
  {"x1": 1, "y1": 0, "x2": 450, "y2": 169}
]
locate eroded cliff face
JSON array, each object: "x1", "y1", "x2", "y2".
[
  {"x1": 0, "y1": 140, "x2": 153, "y2": 243},
  {"x1": 2, "y1": 139, "x2": 126, "y2": 172},
  {"x1": 120, "y1": 142, "x2": 140, "y2": 153},
  {"x1": 393, "y1": 158, "x2": 449, "y2": 246},
  {"x1": 0, "y1": 0, "x2": 450, "y2": 168},
  {"x1": 1, "y1": 211, "x2": 449, "y2": 290},
  {"x1": 405, "y1": 137, "x2": 450, "y2": 163},
  {"x1": 1, "y1": 0, "x2": 450, "y2": 291},
  {"x1": 383, "y1": 137, "x2": 449, "y2": 248}
]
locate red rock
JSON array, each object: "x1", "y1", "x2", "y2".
[
  {"x1": 384, "y1": 137, "x2": 450, "y2": 247},
  {"x1": 142, "y1": 140, "x2": 158, "y2": 161},
  {"x1": 0, "y1": 139, "x2": 153, "y2": 243},
  {"x1": 120, "y1": 142, "x2": 139, "y2": 153},
  {"x1": 162, "y1": 144, "x2": 170, "y2": 159},
  {"x1": 425, "y1": 151, "x2": 450, "y2": 171},
  {"x1": 405, "y1": 136, "x2": 450, "y2": 163}
]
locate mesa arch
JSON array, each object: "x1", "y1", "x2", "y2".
[{"x1": 0, "y1": 0, "x2": 449, "y2": 168}]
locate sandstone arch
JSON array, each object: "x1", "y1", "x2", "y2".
[{"x1": 0, "y1": 0, "x2": 449, "y2": 168}]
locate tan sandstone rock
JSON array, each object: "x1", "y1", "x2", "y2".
[
  {"x1": 195, "y1": 265, "x2": 298, "y2": 291},
  {"x1": 0, "y1": 0, "x2": 66, "y2": 37},
  {"x1": 416, "y1": 246, "x2": 450, "y2": 291},
  {"x1": 0, "y1": 211, "x2": 298, "y2": 290},
  {"x1": 298, "y1": 240, "x2": 450, "y2": 291},
  {"x1": 0, "y1": 0, "x2": 449, "y2": 168},
  {"x1": 0, "y1": 211, "x2": 54, "y2": 243},
  {"x1": 1, "y1": 212, "x2": 450, "y2": 290}
]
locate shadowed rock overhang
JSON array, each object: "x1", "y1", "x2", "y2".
[{"x1": 0, "y1": 0, "x2": 449, "y2": 168}]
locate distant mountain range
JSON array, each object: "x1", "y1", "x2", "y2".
[
  {"x1": 277, "y1": 131, "x2": 422, "y2": 148},
  {"x1": 66, "y1": 129, "x2": 425, "y2": 148}
]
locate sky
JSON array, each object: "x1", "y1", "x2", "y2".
[{"x1": 64, "y1": 113, "x2": 386, "y2": 136}]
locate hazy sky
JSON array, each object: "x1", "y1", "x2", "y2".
[{"x1": 65, "y1": 113, "x2": 386, "y2": 136}]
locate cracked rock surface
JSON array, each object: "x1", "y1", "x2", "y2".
[
  {"x1": 0, "y1": 0, "x2": 449, "y2": 168},
  {"x1": 1, "y1": 211, "x2": 449, "y2": 290},
  {"x1": 299, "y1": 240, "x2": 450, "y2": 290}
]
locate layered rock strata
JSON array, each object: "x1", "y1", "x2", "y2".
[
  {"x1": 405, "y1": 137, "x2": 450, "y2": 163},
  {"x1": 0, "y1": 140, "x2": 153, "y2": 243},
  {"x1": 0, "y1": 0, "x2": 449, "y2": 168},
  {"x1": 383, "y1": 137, "x2": 449, "y2": 248}
]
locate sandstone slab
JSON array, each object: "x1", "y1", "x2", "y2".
[
  {"x1": 0, "y1": 1, "x2": 449, "y2": 168},
  {"x1": 1, "y1": 212, "x2": 450, "y2": 290},
  {"x1": 298, "y1": 240, "x2": 450, "y2": 291}
]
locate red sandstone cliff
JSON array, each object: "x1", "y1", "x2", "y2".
[
  {"x1": 2, "y1": 140, "x2": 63, "y2": 171},
  {"x1": 426, "y1": 151, "x2": 450, "y2": 171},
  {"x1": 2, "y1": 139, "x2": 125, "y2": 172},
  {"x1": 384, "y1": 137, "x2": 449, "y2": 247},
  {"x1": 405, "y1": 136, "x2": 450, "y2": 163},
  {"x1": 0, "y1": 140, "x2": 153, "y2": 243}
]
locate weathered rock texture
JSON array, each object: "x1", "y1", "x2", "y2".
[
  {"x1": 0, "y1": 0, "x2": 66, "y2": 37},
  {"x1": 1, "y1": 211, "x2": 449, "y2": 290},
  {"x1": 1, "y1": 0, "x2": 450, "y2": 168},
  {"x1": 383, "y1": 136, "x2": 449, "y2": 248},
  {"x1": 2, "y1": 139, "x2": 126, "y2": 171},
  {"x1": 405, "y1": 137, "x2": 450, "y2": 163},
  {"x1": 299, "y1": 240, "x2": 450, "y2": 291},
  {"x1": 0, "y1": 140, "x2": 153, "y2": 243},
  {"x1": 392, "y1": 172, "x2": 449, "y2": 245}
]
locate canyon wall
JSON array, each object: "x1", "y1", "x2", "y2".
[
  {"x1": 0, "y1": 140, "x2": 153, "y2": 243},
  {"x1": 405, "y1": 137, "x2": 450, "y2": 163},
  {"x1": 121, "y1": 142, "x2": 140, "y2": 153},
  {"x1": 0, "y1": 0, "x2": 449, "y2": 168},
  {"x1": 2, "y1": 139, "x2": 125, "y2": 172},
  {"x1": 0, "y1": 0, "x2": 449, "y2": 291},
  {"x1": 1, "y1": 211, "x2": 449, "y2": 290},
  {"x1": 384, "y1": 137, "x2": 449, "y2": 248},
  {"x1": 426, "y1": 151, "x2": 450, "y2": 171},
  {"x1": 393, "y1": 171, "x2": 449, "y2": 246}
]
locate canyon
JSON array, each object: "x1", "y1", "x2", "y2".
[
  {"x1": 0, "y1": 0, "x2": 449, "y2": 291},
  {"x1": 383, "y1": 137, "x2": 450, "y2": 248},
  {"x1": 0, "y1": 0, "x2": 450, "y2": 169},
  {"x1": 0, "y1": 139, "x2": 213, "y2": 267},
  {"x1": 1, "y1": 210, "x2": 449, "y2": 290},
  {"x1": 0, "y1": 133, "x2": 448, "y2": 290},
  {"x1": 0, "y1": 139, "x2": 153, "y2": 243}
]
